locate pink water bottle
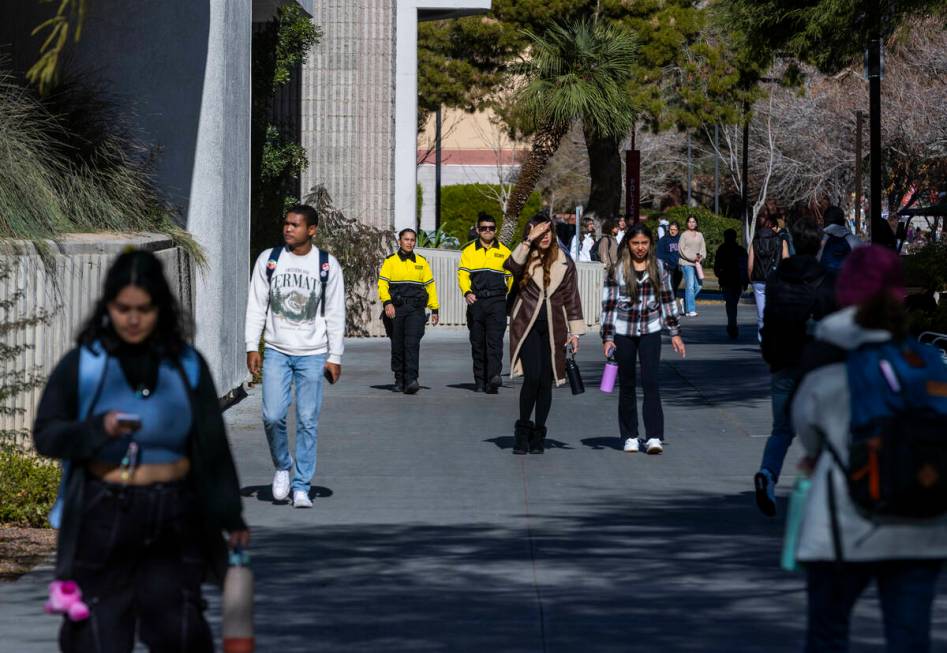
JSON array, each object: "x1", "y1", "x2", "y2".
[{"x1": 600, "y1": 356, "x2": 618, "y2": 393}]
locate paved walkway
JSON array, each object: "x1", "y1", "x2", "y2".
[{"x1": 2, "y1": 304, "x2": 945, "y2": 651}]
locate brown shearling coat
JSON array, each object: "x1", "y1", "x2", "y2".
[{"x1": 504, "y1": 243, "x2": 586, "y2": 386}]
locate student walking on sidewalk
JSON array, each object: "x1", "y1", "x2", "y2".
[
  {"x1": 713, "y1": 229, "x2": 748, "y2": 340},
  {"x1": 34, "y1": 251, "x2": 248, "y2": 652},
  {"x1": 747, "y1": 214, "x2": 790, "y2": 340},
  {"x1": 678, "y1": 216, "x2": 706, "y2": 317},
  {"x1": 601, "y1": 224, "x2": 686, "y2": 454},
  {"x1": 458, "y1": 214, "x2": 512, "y2": 393},
  {"x1": 791, "y1": 246, "x2": 947, "y2": 652},
  {"x1": 753, "y1": 217, "x2": 835, "y2": 516},
  {"x1": 245, "y1": 205, "x2": 346, "y2": 508},
  {"x1": 378, "y1": 228, "x2": 440, "y2": 394},
  {"x1": 505, "y1": 216, "x2": 585, "y2": 455}
]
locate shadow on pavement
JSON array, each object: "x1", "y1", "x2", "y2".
[
  {"x1": 581, "y1": 436, "x2": 623, "y2": 451},
  {"x1": 484, "y1": 436, "x2": 574, "y2": 451},
  {"x1": 240, "y1": 485, "x2": 334, "y2": 502},
  {"x1": 221, "y1": 490, "x2": 937, "y2": 652}
]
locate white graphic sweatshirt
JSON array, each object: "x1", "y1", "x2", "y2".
[{"x1": 245, "y1": 246, "x2": 345, "y2": 364}]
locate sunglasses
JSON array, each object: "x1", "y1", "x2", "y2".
[{"x1": 478, "y1": 225, "x2": 496, "y2": 232}]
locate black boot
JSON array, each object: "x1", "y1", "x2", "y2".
[
  {"x1": 513, "y1": 420, "x2": 532, "y2": 455},
  {"x1": 529, "y1": 425, "x2": 547, "y2": 454},
  {"x1": 393, "y1": 375, "x2": 404, "y2": 393}
]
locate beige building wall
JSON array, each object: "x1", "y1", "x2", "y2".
[{"x1": 301, "y1": 1, "x2": 396, "y2": 230}]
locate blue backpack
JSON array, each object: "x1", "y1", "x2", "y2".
[
  {"x1": 829, "y1": 340, "x2": 947, "y2": 520},
  {"x1": 820, "y1": 234, "x2": 852, "y2": 274},
  {"x1": 48, "y1": 343, "x2": 200, "y2": 528}
]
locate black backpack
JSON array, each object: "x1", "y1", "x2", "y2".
[
  {"x1": 751, "y1": 231, "x2": 780, "y2": 281},
  {"x1": 589, "y1": 237, "x2": 602, "y2": 262},
  {"x1": 820, "y1": 234, "x2": 852, "y2": 274}
]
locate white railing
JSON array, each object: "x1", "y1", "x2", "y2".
[
  {"x1": 415, "y1": 247, "x2": 604, "y2": 328},
  {"x1": 0, "y1": 235, "x2": 192, "y2": 443}
]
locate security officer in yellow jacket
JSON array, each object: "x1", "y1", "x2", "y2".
[
  {"x1": 458, "y1": 214, "x2": 512, "y2": 393},
  {"x1": 378, "y1": 228, "x2": 439, "y2": 394}
]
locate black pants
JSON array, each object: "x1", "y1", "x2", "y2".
[
  {"x1": 518, "y1": 317, "x2": 553, "y2": 427},
  {"x1": 670, "y1": 268, "x2": 683, "y2": 294},
  {"x1": 61, "y1": 479, "x2": 212, "y2": 653},
  {"x1": 385, "y1": 304, "x2": 426, "y2": 384},
  {"x1": 467, "y1": 296, "x2": 506, "y2": 385},
  {"x1": 722, "y1": 287, "x2": 742, "y2": 329},
  {"x1": 614, "y1": 332, "x2": 664, "y2": 441}
]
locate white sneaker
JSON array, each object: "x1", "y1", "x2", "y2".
[
  {"x1": 293, "y1": 490, "x2": 313, "y2": 508},
  {"x1": 686, "y1": 311, "x2": 698, "y2": 317},
  {"x1": 622, "y1": 438, "x2": 639, "y2": 453},
  {"x1": 272, "y1": 469, "x2": 290, "y2": 501},
  {"x1": 645, "y1": 438, "x2": 664, "y2": 455}
]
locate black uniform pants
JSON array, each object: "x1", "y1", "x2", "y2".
[
  {"x1": 385, "y1": 304, "x2": 426, "y2": 384},
  {"x1": 466, "y1": 296, "x2": 506, "y2": 385},
  {"x1": 614, "y1": 332, "x2": 664, "y2": 441},
  {"x1": 60, "y1": 478, "x2": 212, "y2": 653}
]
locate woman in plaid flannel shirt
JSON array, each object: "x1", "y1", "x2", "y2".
[{"x1": 601, "y1": 223, "x2": 686, "y2": 454}]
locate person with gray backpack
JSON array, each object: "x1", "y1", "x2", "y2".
[
  {"x1": 747, "y1": 214, "x2": 789, "y2": 341},
  {"x1": 817, "y1": 205, "x2": 863, "y2": 277},
  {"x1": 245, "y1": 204, "x2": 346, "y2": 509}
]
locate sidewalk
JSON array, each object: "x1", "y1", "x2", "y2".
[{"x1": 2, "y1": 304, "x2": 944, "y2": 651}]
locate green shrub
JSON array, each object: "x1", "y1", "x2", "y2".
[
  {"x1": 661, "y1": 206, "x2": 743, "y2": 269},
  {"x1": 903, "y1": 242, "x2": 947, "y2": 292},
  {"x1": 0, "y1": 444, "x2": 60, "y2": 527},
  {"x1": 440, "y1": 184, "x2": 542, "y2": 244}
]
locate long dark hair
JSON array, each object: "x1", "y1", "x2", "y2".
[
  {"x1": 77, "y1": 250, "x2": 192, "y2": 355},
  {"x1": 519, "y1": 214, "x2": 559, "y2": 291},
  {"x1": 618, "y1": 223, "x2": 662, "y2": 303}
]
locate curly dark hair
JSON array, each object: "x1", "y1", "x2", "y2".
[{"x1": 76, "y1": 250, "x2": 192, "y2": 355}]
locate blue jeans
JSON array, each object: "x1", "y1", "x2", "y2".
[
  {"x1": 752, "y1": 281, "x2": 766, "y2": 340},
  {"x1": 262, "y1": 348, "x2": 327, "y2": 492},
  {"x1": 682, "y1": 265, "x2": 701, "y2": 313},
  {"x1": 759, "y1": 369, "x2": 797, "y2": 483},
  {"x1": 806, "y1": 560, "x2": 942, "y2": 652}
]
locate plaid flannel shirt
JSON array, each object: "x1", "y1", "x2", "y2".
[{"x1": 600, "y1": 262, "x2": 681, "y2": 341}]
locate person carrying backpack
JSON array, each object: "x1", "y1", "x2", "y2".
[
  {"x1": 753, "y1": 217, "x2": 835, "y2": 516},
  {"x1": 791, "y1": 245, "x2": 947, "y2": 652},
  {"x1": 33, "y1": 251, "x2": 248, "y2": 651},
  {"x1": 747, "y1": 214, "x2": 789, "y2": 341},
  {"x1": 818, "y1": 205, "x2": 862, "y2": 276},
  {"x1": 596, "y1": 218, "x2": 621, "y2": 272},
  {"x1": 245, "y1": 204, "x2": 346, "y2": 508},
  {"x1": 713, "y1": 228, "x2": 749, "y2": 340}
]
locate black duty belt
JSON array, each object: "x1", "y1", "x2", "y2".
[
  {"x1": 392, "y1": 296, "x2": 426, "y2": 307},
  {"x1": 474, "y1": 288, "x2": 507, "y2": 299}
]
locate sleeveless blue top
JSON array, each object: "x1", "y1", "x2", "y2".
[{"x1": 92, "y1": 357, "x2": 193, "y2": 464}]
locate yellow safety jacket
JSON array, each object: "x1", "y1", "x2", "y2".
[
  {"x1": 378, "y1": 250, "x2": 439, "y2": 312},
  {"x1": 457, "y1": 240, "x2": 512, "y2": 298}
]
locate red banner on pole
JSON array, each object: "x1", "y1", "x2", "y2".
[{"x1": 625, "y1": 149, "x2": 640, "y2": 224}]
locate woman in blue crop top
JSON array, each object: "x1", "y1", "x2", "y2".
[{"x1": 33, "y1": 251, "x2": 248, "y2": 653}]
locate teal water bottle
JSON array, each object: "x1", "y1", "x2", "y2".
[{"x1": 781, "y1": 477, "x2": 812, "y2": 572}]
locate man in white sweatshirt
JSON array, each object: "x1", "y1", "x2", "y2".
[{"x1": 245, "y1": 205, "x2": 345, "y2": 508}]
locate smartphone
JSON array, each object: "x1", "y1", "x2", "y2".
[
  {"x1": 115, "y1": 413, "x2": 142, "y2": 431},
  {"x1": 323, "y1": 368, "x2": 337, "y2": 385}
]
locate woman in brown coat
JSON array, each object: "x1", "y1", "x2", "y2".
[{"x1": 504, "y1": 216, "x2": 586, "y2": 454}]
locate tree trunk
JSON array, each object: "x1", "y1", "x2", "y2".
[
  {"x1": 583, "y1": 125, "x2": 622, "y2": 221},
  {"x1": 500, "y1": 121, "x2": 571, "y2": 244}
]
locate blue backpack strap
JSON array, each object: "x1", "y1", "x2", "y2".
[
  {"x1": 318, "y1": 249, "x2": 330, "y2": 317},
  {"x1": 49, "y1": 343, "x2": 109, "y2": 529},
  {"x1": 178, "y1": 345, "x2": 201, "y2": 389},
  {"x1": 265, "y1": 245, "x2": 284, "y2": 285}
]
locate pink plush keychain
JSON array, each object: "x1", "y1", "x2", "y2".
[{"x1": 44, "y1": 580, "x2": 90, "y2": 622}]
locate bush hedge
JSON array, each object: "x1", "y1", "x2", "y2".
[
  {"x1": 439, "y1": 184, "x2": 542, "y2": 245},
  {"x1": 0, "y1": 444, "x2": 59, "y2": 528},
  {"x1": 663, "y1": 206, "x2": 744, "y2": 269}
]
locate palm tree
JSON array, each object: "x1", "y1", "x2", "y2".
[{"x1": 499, "y1": 20, "x2": 638, "y2": 244}]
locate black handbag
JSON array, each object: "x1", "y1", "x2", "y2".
[{"x1": 564, "y1": 345, "x2": 585, "y2": 395}]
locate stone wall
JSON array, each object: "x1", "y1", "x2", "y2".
[{"x1": 302, "y1": 1, "x2": 396, "y2": 230}]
